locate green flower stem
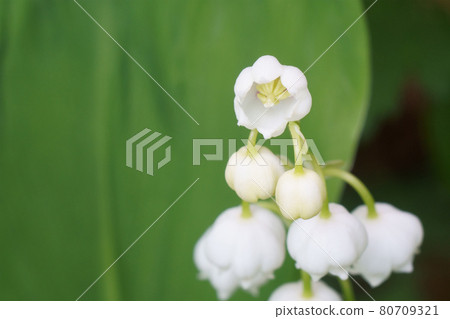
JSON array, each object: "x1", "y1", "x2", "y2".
[
  {"x1": 319, "y1": 198, "x2": 331, "y2": 219},
  {"x1": 241, "y1": 130, "x2": 258, "y2": 219},
  {"x1": 301, "y1": 270, "x2": 313, "y2": 298},
  {"x1": 241, "y1": 200, "x2": 252, "y2": 218},
  {"x1": 247, "y1": 128, "x2": 258, "y2": 147},
  {"x1": 309, "y1": 151, "x2": 331, "y2": 219},
  {"x1": 323, "y1": 167, "x2": 378, "y2": 218},
  {"x1": 246, "y1": 129, "x2": 259, "y2": 158},
  {"x1": 257, "y1": 201, "x2": 282, "y2": 217},
  {"x1": 288, "y1": 121, "x2": 304, "y2": 174},
  {"x1": 281, "y1": 157, "x2": 295, "y2": 170},
  {"x1": 324, "y1": 159, "x2": 345, "y2": 169},
  {"x1": 339, "y1": 278, "x2": 355, "y2": 301}
]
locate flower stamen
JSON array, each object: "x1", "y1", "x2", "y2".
[{"x1": 256, "y1": 77, "x2": 291, "y2": 108}]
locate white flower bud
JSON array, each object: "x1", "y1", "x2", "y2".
[
  {"x1": 275, "y1": 168, "x2": 325, "y2": 220},
  {"x1": 351, "y1": 203, "x2": 424, "y2": 287},
  {"x1": 269, "y1": 280, "x2": 341, "y2": 301},
  {"x1": 287, "y1": 203, "x2": 368, "y2": 281},
  {"x1": 194, "y1": 205, "x2": 286, "y2": 300},
  {"x1": 225, "y1": 146, "x2": 284, "y2": 202}
]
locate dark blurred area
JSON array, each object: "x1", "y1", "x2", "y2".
[{"x1": 341, "y1": 0, "x2": 450, "y2": 301}]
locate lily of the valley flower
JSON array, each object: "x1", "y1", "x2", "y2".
[
  {"x1": 234, "y1": 55, "x2": 312, "y2": 139},
  {"x1": 194, "y1": 205, "x2": 286, "y2": 300},
  {"x1": 351, "y1": 203, "x2": 424, "y2": 287},
  {"x1": 269, "y1": 280, "x2": 341, "y2": 301},
  {"x1": 276, "y1": 168, "x2": 325, "y2": 220},
  {"x1": 287, "y1": 203, "x2": 368, "y2": 281},
  {"x1": 225, "y1": 146, "x2": 284, "y2": 202}
]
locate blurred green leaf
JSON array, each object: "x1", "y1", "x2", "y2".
[{"x1": 0, "y1": 0, "x2": 369, "y2": 300}]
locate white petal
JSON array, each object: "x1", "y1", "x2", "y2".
[
  {"x1": 209, "y1": 269, "x2": 240, "y2": 300},
  {"x1": 252, "y1": 204, "x2": 286, "y2": 244},
  {"x1": 224, "y1": 151, "x2": 238, "y2": 189},
  {"x1": 312, "y1": 281, "x2": 342, "y2": 301},
  {"x1": 262, "y1": 150, "x2": 285, "y2": 178},
  {"x1": 329, "y1": 268, "x2": 349, "y2": 280},
  {"x1": 290, "y1": 90, "x2": 312, "y2": 120},
  {"x1": 396, "y1": 261, "x2": 414, "y2": 273},
  {"x1": 233, "y1": 83, "x2": 306, "y2": 139},
  {"x1": 309, "y1": 273, "x2": 326, "y2": 282},
  {"x1": 226, "y1": 147, "x2": 283, "y2": 202},
  {"x1": 251, "y1": 55, "x2": 283, "y2": 84},
  {"x1": 193, "y1": 230, "x2": 212, "y2": 279},
  {"x1": 234, "y1": 67, "x2": 254, "y2": 98},
  {"x1": 194, "y1": 205, "x2": 286, "y2": 298},
  {"x1": 252, "y1": 100, "x2": 298, "y2": 139},
  {"x1": 204, "y1": 208, "x2": 240, "y2": 268},
  {"x1": 361, "y1": 272, "x2": 391, "y2": 288},
  {"x1": 234, "y1": 86, "x2": 296, "y2": 138},
  {"x1": 269, "y1": 280, "x2": 341, "y2": 301},
  {"x1": 352, "y1": 203, "x2": 423, "y2": 287},
  {"x1": 280, "y1": 65, "x2": 308, "y2": 96},
  {"x1": 279, "y1": 65, "x2": 312, "y2": 120},
  {"x1": 233, "y1": 96, "x2": 249, "y2": 127},
  {"x1": 269, "y1": 281, "x2": 302, "y2": 301},
  {"x1": 255, "y1": 225, "x2": 285, "y2": 272},
  {"x1": 232, "y1": 221, "x2": 262, "y2": 278},
  {"x1": 233, "y1": 161, "x2": 274, "y2": 202},
  {"x1": 287, "y1": 203, "x2": 367, "y2": 281},
  {"x1": 276, "y1": 168, "x2": 325, "y2": 220}
]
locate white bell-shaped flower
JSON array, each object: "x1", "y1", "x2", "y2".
[
  {"x1": 275, "y1": 168, "x2": 325, "y2": 220},
  {"x1": 234, "y1": 55, "x2": 312, "y2": 139},
  {"x1": 225, "y1": 146, "x2": 284, "y2": 202},
  {"x1": 194, "y1": 205, "x2": 286, "y2": 300},
  {"x1": 269, "y1": 280, "x2": 341, "y2": 301},
  {"x1": 351, "y1": 203, "x2": 424, "y2": 287},
  {"x1": 287, "y1": 203, "x2": 368, "y2": 281}
]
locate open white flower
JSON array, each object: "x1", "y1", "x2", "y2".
[
  {"x1": 276, "y1": 168, "x2": 325, "y2": 220},
  {"x1": 234, "y1": 55, "x2": 312, "y2": 139},
  {"x1": 287, "y1": 203, "x2": 368, "y2": 281},
  {"x1": 351, "y1": 203, "x2": 424, "y2": 287},
  {"x1": 269, "y1": 280, "x2": 341, "y2": 301},
  {"x1": 194, "y1": 205, "x2": 286, "y2": 300},
  {"x1": 225, "y1": 146, "x2": 284, "y2": 202}
]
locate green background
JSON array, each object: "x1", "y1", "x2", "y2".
[{"x1": 0, "y1": 0, "x2": 448, "y2": 300}]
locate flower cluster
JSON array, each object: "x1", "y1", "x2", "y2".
[
  {"x1": 194, "y1": 204, "x2": 285, "y2": 300},
  {"x1": 194, "y1": 55, "x2": 424, "y2": 300}
]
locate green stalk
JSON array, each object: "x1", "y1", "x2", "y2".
[
  {"x1": 339, "y1": 278, "x2": 355, "y2": 301},
  {"x1": 241, "y1": 200, "x2": 252, "y2": 218},
  {"x1": 288, "y1": 122, "x2": 304, "y2": 174},
  {"x1": 247, "y1": 128, "x2": 258, "y2": 147},
  {"x1": 246, "y1": 128, "x2": 259, "y2": 158},
  {"x1": 241, "y1": 130, "x2": 258, "y2": 219},
  {"x1": 323, "y1": 167, "x2": 378, "y2": 218},
  {"x1": 301, "y1": 270, "x2": 313, "y2": 298}
]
